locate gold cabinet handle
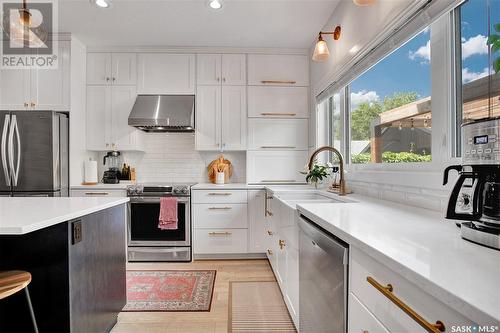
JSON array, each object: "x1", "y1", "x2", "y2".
[
  {"x1": 208, "y1": 207, "x2": 232, "y2": 210},
  {"x1": 260, "y1": 112, "x2": 297, "y2": 117},
  {"x1": 366, "y1": 277, "x2": 445, "y2": 333},
  {"x1": 208, "y1": 231, "x2": 232, "y2": 236},
  {"x1": 30, "y1": 102, "x2": 36, "y2": 107},
  {"x1": 207, "y1": 192, "x2": 232, "y2": 196},
  {"x1": 24, "y1": 102, "x2": 29, "y2": 107},
  {"x1": 279, "y1": 239, "x2": 285, "y2": 250},
  {"x1": 267, "y1": 249, "x2": 273, "y2": 255},
  {"x1": 266, "y1": 210, "x2": 273, "y2": 217},
  {"x1": 267, "y1": 230, "x2": 273, "y2": 236},
  {"x1": 85, "y1": 192, "x2": 109, "y2": 196},
  {"x1": 260, "y1": 146, "x2": 296, "y2": 149},
  {"x1": 261, "y1": 80, "x2": 296, "y2": 84},
  {"x1": 261, "y1": 180, "x2": 296, "y2": 183}
]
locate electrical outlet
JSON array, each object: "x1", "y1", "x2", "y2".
[{"x1": 72, "y1": 220, "x2": 82, "y2": 244}]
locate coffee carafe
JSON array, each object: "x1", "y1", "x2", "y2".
[{"x1": 102, "y1": 151, "x2": 122, "y2": 184}]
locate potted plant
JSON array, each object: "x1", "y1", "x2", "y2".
[{"x1": 301, "y1": 162, "x2": 330, "y2": 189}]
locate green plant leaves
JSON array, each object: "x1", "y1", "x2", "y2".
[
  {"x1": 495, "y1": 23, "x2": 500, "y2": 33},
  {"x1": 494, "y1": 57, "x2": 500, "y2": 74},
  {"x1": 488, "y1": 34, "x2": 500, "y2": 44}
]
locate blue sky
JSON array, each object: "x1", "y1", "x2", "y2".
[{"x1": 349, "y1": 0, "x2": 500, "y2": 110}]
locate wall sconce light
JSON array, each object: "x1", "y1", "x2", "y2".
[{"x1": 312, "y1": 26, "x2": 341, "y2": 62}]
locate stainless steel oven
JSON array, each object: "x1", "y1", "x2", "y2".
[{"x1": 127, "y1": 183, "x2": 193, "y2": 262}]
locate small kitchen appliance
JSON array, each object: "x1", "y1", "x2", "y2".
[
  {"x1": 443, "y1": 118, "x2": 500, "y2": 250},
  {"x1": 126, "y1": 183, "x2": 195, "y2": 262},
  {"x1": 102, "y1": 150, "x2": 122, "y2": 184}
]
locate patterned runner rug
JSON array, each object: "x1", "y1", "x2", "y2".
[
  {"x1": 123, "y1": 270, "x2": 216, "y2": 312},
  {"x1": 229, "y1": 281, "x2": 297, "y2": 332}
]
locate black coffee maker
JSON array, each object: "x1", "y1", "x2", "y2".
[
  {"x1": 102, "y1": 151, "x2": 122, "y2": 184},
  {"x1": 444, "y1": 118, "x2": 500, "y2": 250}
]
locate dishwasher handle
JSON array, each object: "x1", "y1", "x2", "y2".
[{"x1": 298, "y1": 214, "x2": 348, "y2": 259}]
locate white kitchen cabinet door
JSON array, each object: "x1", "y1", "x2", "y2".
[
  {"x1": 137, "y1": 53, "x2": 195, "y2": 94},
  {"x1": 247, "y1": 54, "x2": 309, "y2": 86},
  {"x1": 221, "y1": 85, "x2": 246, "y2": 150},
  {"x1": 111, "y1": 86, "x2": 143, "y2": 151},
  {"x1": 111, "y1": 53, "x2": 137, "y2": 85},
  {"x1": 32, "y1": 42, "x2": 71, "y2": 111},
  {"x1": 247, "y1": 151, "x2": 308, "y2": 184},
  {"x1": 196, "y1": 86, "x2": 221, "y2": 150},
  {"x1": 247, "y1": 86, "x2": 309, "y2": 118},
  {"x1": 348, "y1": 293, "x2": 390, "y2": 333},
  {"x1": 196, "y1": 54, "x2": 221, "y2": 85},
  {"x1": 0, "y1": 69, "x2": 30, "y2": 110},
  {"x1": 248, "y1": 118, "x2": 308, "y2": 150},
  {"x1": 86, "y1": 86, "x2": 111, "y2": 151},
  {"x1": 194, "y1": 229, "x2": 248, "y2": 254},
  {"x1": 248, "y1": 190, "x2": 267, "y2": 253},
  {"x1": 221, "y1": 54, "x2": 246, "y2": 86},
  {"x1": 193, "y1": 203, "x2": 248, "y2": 229},
  {"x1": 87, "y1": 53, "x2": 112, "y2": 85}
]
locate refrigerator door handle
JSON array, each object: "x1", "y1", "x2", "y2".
[
  {"x1": 1, "y1": 114, "x2": 11, "y2": 186},
  {"x1": 8, "y1": 115, "x2": 20, "y2": 187}
]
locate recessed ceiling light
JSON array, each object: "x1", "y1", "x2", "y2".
[
  {"x1": 208, "y1": 0, "x2": 223, "y2": 10},
  {"x1": 90, "y1": 0, "x2": 111, "y2": 9}
]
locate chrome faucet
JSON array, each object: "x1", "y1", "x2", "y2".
[{"x1": 308, "y1": 146, "x2": 346, "y2": 196}]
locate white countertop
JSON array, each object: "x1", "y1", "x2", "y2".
[
  {"x1": 0, "y1": 197, "x2": 129, "y2": 235},
  {"x1": 295, "y1": 194, "x2": 500, "y2": 325},
  {"x1": 192, "y1": 183, "x2": 266, "y2": 190}
]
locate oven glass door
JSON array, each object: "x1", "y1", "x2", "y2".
[{"x1": 128, "y1": 197, "x2": 190, "y2": 246}]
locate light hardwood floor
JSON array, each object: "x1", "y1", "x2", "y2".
[{"x1": 111, "y1": 259, "x2": 275, "y2": 333}]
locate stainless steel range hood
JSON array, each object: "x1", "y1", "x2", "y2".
[{"x1": 128, "y1": 95, "x2": 195, "y2": 132}]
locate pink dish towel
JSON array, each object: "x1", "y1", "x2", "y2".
[{"x1": 158, "y1": 197, "x2": 178, "y2": 230}]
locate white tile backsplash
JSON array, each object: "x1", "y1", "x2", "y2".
[{"x1": 98, "y1": 133, "x2": 246, "y2": 184}]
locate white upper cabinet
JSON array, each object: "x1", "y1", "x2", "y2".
[
  {"x1": 86, "y1": 85, "x2": 143, "y2": 151},
  {"x1": 111, "y1": 53, "x2": 137, "y2": 85},
  {"x1": 221, "y1": 54, "x2": 246, "y2": 85},
  {"x1": 247, "y1": 118, "x2": 308, "y2": 150},
  {"x1": 0, "y1": 69, "x2": 30, "y2": 110},
  {"x1": 87, "y1": 53, "x2": 112, "y2": 85},
  {"x1": 247, "y1": 151, "x2": 308, "y2": 184},
  {"x1": 248, "y1": 86, "x2": 309, "y2": 118},
  {"x1": 0, "y1": 42, "x2": 70, "y2": 111},
  {"x1": 87, "y1": 53, "x2": 136, "y2": 85},
  {"x1": 33, "y1": 42, "x2": 71, "y2": 111},
  {"x1": 197, "y1": 54, "x2": 246, "y2": 86},
  {"x1": 137, "y1": 53, "x2": 195, "y2": 94},
  {"x1": 221, "y1": 85, "x2": 247, "y2": 150},
  {"x1": 196, "y1": 85, "x2": 221, "y2": 151},
  {"x1": 197, "y1": 54, "x2": 222, "y2": 85},
  {"x1": 247, "y1": 54, "x2": 309, "y2": 86}
]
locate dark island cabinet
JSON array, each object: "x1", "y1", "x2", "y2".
[{"x1": 0, "y1": 204, "x2": 127, "y2": 333}]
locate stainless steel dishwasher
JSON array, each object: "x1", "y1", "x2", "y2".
[{"x1": 298, "y1": 214, "x2": 348, "y2": 333}]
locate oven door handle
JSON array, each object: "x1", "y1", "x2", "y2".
[{"x1": 129, "y1": 197, "x2": 190, "y2": 203}]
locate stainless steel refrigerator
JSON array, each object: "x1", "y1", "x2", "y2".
[{"x1": 0, "y1": 111, "x2": 69, "y2": 197}]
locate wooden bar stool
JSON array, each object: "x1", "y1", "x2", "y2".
[{"x1": 0, "y1": 271, "x2": 39, "y2": 333}]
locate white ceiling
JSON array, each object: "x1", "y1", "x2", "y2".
[{"x1": 59, "y1": 0, "x2": 340, "y2": 48}]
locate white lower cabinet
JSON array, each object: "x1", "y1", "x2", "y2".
[
  {"x1": 247, "y1": 151, "x2": 308, "y2": 184},
  {"x1": 193, "y1": 203, "x2": 248, "y2": 229},
  {"x1": 194, "y1": 229, "x2": 248, "y2": 254},
  {"x1": 70, "y1": 189, "x2": 127, "y2": 197},
  {"x1": 350, "y1": 247, "x2": 475, "y2": 333},
  {"x1": 349, "y1": 292, "x2": 390, "y2": 333},
  {"x1": 248, "y1": 190, "x2": 268, "y2": 253}
]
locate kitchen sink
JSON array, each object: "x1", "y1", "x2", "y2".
[{"x1": 277, "y1": 192, "x2": 341, "y2": 201}]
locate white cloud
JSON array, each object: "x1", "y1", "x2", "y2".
[
  {"x1": 461, "y1": 34, "x2": 488, "y2": 59},
  {"x1": 409, "y1": 40, "x2": 430, "y2": 62},
  {"x1": 350, "y1": 90, "x2": 379, "y2": 109},
  {"x1": 462, "y1": 67, "x2": 489, "y2": 83}
]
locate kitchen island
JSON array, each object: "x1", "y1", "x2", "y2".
[{"x1": 0, "y1": 197, "x2": 129, "y2": 333}]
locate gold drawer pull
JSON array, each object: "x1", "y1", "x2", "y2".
[
  {"x1": 367, "y1": 277, "x2": 445, "y2": 333},
  {"x1": 267, "y1": 249, "x2": 273, "y2": 255},
  {"x1": 208, "y1": 192, "x2": 232, "y2": 196},
  {"x1": 261, "y1": 80, "x2": 296, "y2": 84},
  {"x1": 267, "y1": 230, "x2": 273, "y2": 236},
  {"x1": 208, "y1": 207, "x2": 232, "y2": 210},
  {"x1": 260, "y1": 146, "x2": 296, "y2": 149},
  {"x1": 279, "y1": 239, "x2": 285, "y2": 250},
  {"x1": 260, "y1": 112, "x2": 297, "y2": 117},
  {"x1": 85, "y1": 192, "x2": 109, "y2": 195},
  {"x1": 261, "y1": 180, "x2": 296, "y2": 183},
  {"x1": 266, "y1": 210, "x2": 273, "y2": 217},
  {"x1": 208, "y1": 231, "x2": 232, "y2": 236}
]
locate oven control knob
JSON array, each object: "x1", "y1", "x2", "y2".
[{"x1": 182, "y1": 187, "x2": 189, "y2": 194}]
